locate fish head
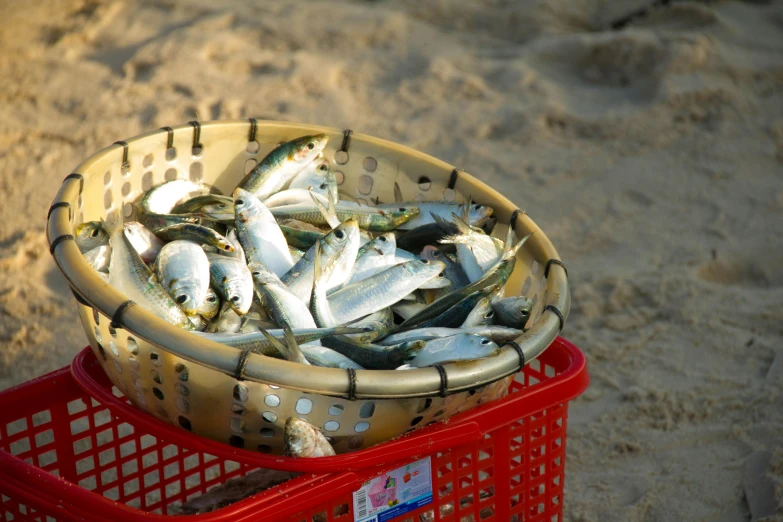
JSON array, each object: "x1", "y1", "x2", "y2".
[
  {"x1": 169, "y1": 281, "x2": 205, "y2": 316},
  {"x1": 122, "y1": 221, "x2": 156, "y2": 251},
  {"x1": 75, "y1": 221, "x2": 108, "y2": 251},
  {"x1": 406, "y1": 258, "x2": 446, "y2": 278},
  {"x1": 400, "y1": 340, "x2": 426, "y2": 360},
  {"x1": 462, "y1": 333, "x2": 499, "y2": 354},
  {"x1": 289, "y1": 134, "x2": 329, "y2": 165},
  {"x1": 323, "y1": 218, "x2": 359, "y2": 252},
  {"x1": 373, "y1": 233, "x2": 396, "y2": 256},
  {"x1": 495, "y1": 296, "x2": 532, "y2": 326},
  {"x1": 197, "y1": 288, "x2": 220, "y2": 319},
  {"x1": 469, "y1": 204, "x2": 494, "y2": 226},
  {"x1": 420, "y1": 245, "x2": 447, "y2": 262},
  {"x1": 224, "y1": 277, "x2": 253, "y2": 315},
  {"x1": 248, "y1": 262, "x2": 283, "y2": 287},
  {"x1": 385, "y1": 206, "x2": 420, "y2": 227},
  {"x1": 232, "y1": 188, "x2": 263, "y2": 220}
]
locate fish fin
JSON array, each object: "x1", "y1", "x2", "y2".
[
  {"x1": 430, "y1": 212, "x2": 452, "y2": 228},
  {"x1": 283, "y1": 325, "x2": 310, "y2": 365},
  {"x1": 438, "y1": 234, "x2": 471, "y2": 245},
  {"x1": 449, "y1": 213, "x2": 474, "y2": 236},
  {"x1": 394, "y1": 182, "x2": 403, "y2": 203},
  {"x1": 310, "y1": 188, "x2": 340, "y2": 229},
  {"x1": 504, "y1": 220, "x2": 516, "y2": 250},
  {"x1": 257, "y1": 326, "x2": 290, "y2": 356},
  {"x1": 505, "y1": 232, "x2": 533, "y2": 260},
  {"x1": 461, "y1": 196, "x2": 472, "y2": 223}
]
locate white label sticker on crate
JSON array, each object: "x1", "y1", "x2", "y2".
[{"x1": 353, "y1": 457, "x2": 432, "y2": 522}]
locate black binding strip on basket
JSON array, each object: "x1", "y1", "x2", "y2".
[
  {"x1": 340, "y1": 129, "x2": 353, "y2": 153},
  {"x1": 248, "y1": 118, "x2": 258, "y2": 142},
  {"x1": 110, "y1": 300, "x2": 136, "y2": 330},
  {"x1": 64, "y1": 173, "x2": 84, "y2": 192},
  {"x1": 189, "y1": 120, "x2": 202, "y2": 149},
  {"x1": 48, "y1": 201, "x2": 71, "y2": 220},
  {"x1": 49, "y1": 234, "x2": 74, "y2": 255},
  {"x1": 70, "y1": 288, "x2": 91, "y2": 308},
  {"x1": 544, "y1": 304, "x2": 565, "y2": 331},
  {"x1": 504, "y1": 340, "x2": 525, "y2": 369},
  {"x1": 510, "y1": 209, "x2": 525, "y2": 228},
  {"x1": 347, "y1": 368, "x2": 357, "y2": 401},
  {"x1": 447, "y1": 169, "x2": 461, "y2": 190},
  {"x1": 113, "y1": 141, "x2": 129, "y2": 166},
  {"x1": 544, "y1": 259, "x2": 568, "y2": 279},
  {"x1": 234, "y1": 347, "x2": 257, "y2": 381},
  {"x1": 160, "y1": 126, "x2": 174, "y2": 149},
  {"x1": 434, "y1": 364, "x2": 449, "y2": 397}
]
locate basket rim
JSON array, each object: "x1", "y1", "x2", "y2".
[{"x1": 46, "y1": 119, "x2": 570, "y2": 398}]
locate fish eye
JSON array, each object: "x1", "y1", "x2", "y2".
[
  {"x1": 307, "y1": 142, "x2": 315, "y2": 150},
  {"x1": 206, "y1": 296, "x2": 217, "y2": 303},
  {"x1": 230, "y1": 295, "x2": 241, "y2": 303},
  {"x1": 176, "y1": 295, "x2": 188, "y2": 304},
  {"x1": 318, "y1": 164, "x2": 327, "y2": 172},
  {"x1": 252, "y1": 271, "x2": 261, "y2": 277},
  {"x1": 480, "y1": 338, "x2": 491, "y2": 345},
  {"x1": 90, "y1": 229, "x2": 99, "y2": 238},
  {"x1": 319, "y1": 182, "x2": 328, "y2": 190},
  {"x1": 223, "y1": 244, "x2": 232, "y2": 250},
  {"x1": 378, "y1": 236, "x2": 388, "y2": 242},
  {"x1": 485, "y1": 311, "x2": 494, "y2": 318},
  {"x1": 438, "y1": 272, "x2": 445, "y2": 278},
  {"x1": 473, "y1": 205, "x2": 481, "y2": 210},
  {"x1": 398, "y1": 208, "x2": 407, "y2": 212},
  {"x1": 236, "y1": 198, "x2": 245, "y2": 206},
  {"x1": 431, "y1": 250, "x2": 440, "y2": 257},
  {"x1": 335, "y1": 230, "x2": 345, "y2": 239},
  {"x1": 420, "y1": 259, "x2": 429, "y2": 264}
]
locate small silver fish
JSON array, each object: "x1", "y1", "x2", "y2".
[
  {"x1": 155, "y1": 240, "x2": 210, "y2": 316},
  {"x1": 141, "y1": 180, "x2": 215, "y2": 215},
  {"x1": 234, "y1": 188, "x2": 294, "y2": 277},
  {"x1": 491, "y1": 296, "x2": 533, "y2": 329},
  {"x1": 325, "y1": 259, "x2": 446, "y2": 325},
  {"x1": 287, "y1": 156, "x2": 334, "y2": 192},
  {"x1": 405, "y1": 333, "x2": 500, "y2": 367},
  {"x1": 239, "y1": 134, "x2": 328, "y2": 201},
  {"x1": 284, "y1": 417, "x2": 336, "y2": 457},
  {"x1": 198, "y1": 287, "x2": 220, "y2": 320},
  {"x1": 379, "y1": 326, "x2": 524, "y2": 345},
  {"x1": 299, "y1": 343, "x2": 364, "y2": 369},
  {"x1": 250, "y1": 262, "x2": 318, "y2": 330},
  {"x1": 123, "y1": 222, "x2": 164, "y2": 265},
  {"x1": 75, "y1": 221, "x2": 109, "y2": 253},
  {"x1": 207, "y1": 253, "x2": 253, "y2": 315},
  {"x1": 377, "y1": 201, "x2": 493, "y2": 230}
]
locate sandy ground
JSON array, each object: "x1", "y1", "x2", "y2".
[{"x1": 1, "y1": 0, "x2": 782, "y2": 520}]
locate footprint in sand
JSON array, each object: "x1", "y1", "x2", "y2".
[{"x1": 696, "y1": 256, "x2": 782, "y2": 288}]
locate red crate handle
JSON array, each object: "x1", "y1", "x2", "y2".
[{"x1": 70, "y1": 337, "x2": 588, "y2": 473}]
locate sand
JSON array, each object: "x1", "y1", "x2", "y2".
[{"x1": 1, "y1": 0, "x2": 782, "y2": 519}]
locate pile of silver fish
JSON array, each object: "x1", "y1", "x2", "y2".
[{"x1": 77, "y1": 133, "x2": 534, "y2": 453}]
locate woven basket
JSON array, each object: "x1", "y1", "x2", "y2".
[{"x1": 46, "y1": 120, "x2": 570, "y2": 455}]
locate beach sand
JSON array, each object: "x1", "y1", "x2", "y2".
[{"x1": 1, "y1": 0, "x2": 782, "y2": 519}]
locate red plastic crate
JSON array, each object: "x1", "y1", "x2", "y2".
[{"x1": 0, "y1": 337, "x2": 588, "y2": 522}]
